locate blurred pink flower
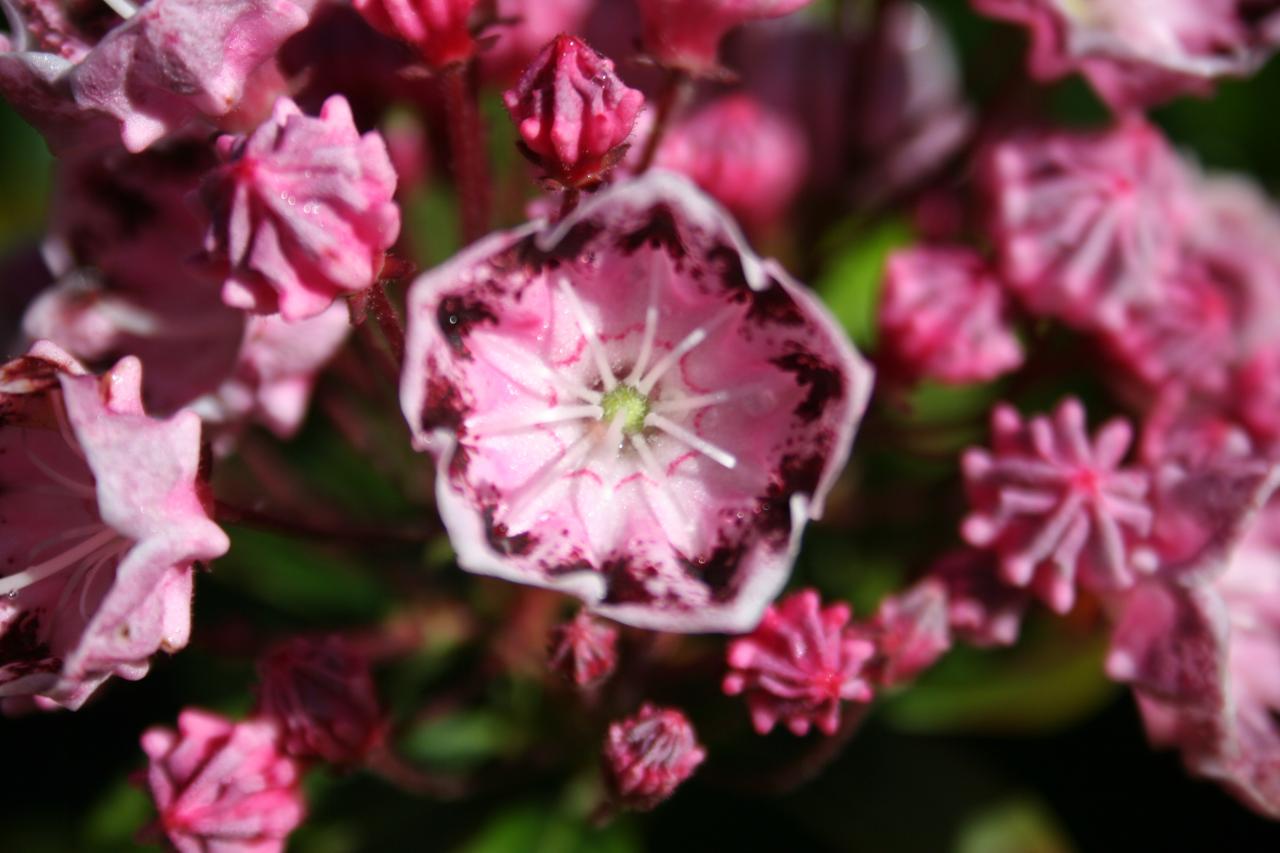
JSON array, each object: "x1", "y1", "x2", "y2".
[
  {"x1": 353, "y1": 0, "x2": 478, "y2": 68},
  {"x1": 862, "y1": 579, "x2": 951, "y2": 687},
  {"x1": 257, "y1": 636, "x2": 386, "y2": 766},
  {"x1": 547, "y1": 609, "x2": 619, "y2": 689},
  {"x1": 141, "y1": 709, "x2": 305, "y2": 853},
  {"x1": 0, "y1": 343, "x2": 228, "y2": 711},
  {"x1": 636, "y1": 0, "x2": 815, "y2": 75},
  {"x1": 201, "y1": 95, "x2": 400, "y2": 322},
  {"x1": 931, "y1": 548, "x2": 1029, "y2": 648},
  {"x1": 400, "y1": 172, "x2": 873, "y2": 632},
  {"x1": 603, "y1": 703, "x2": 705, "y2": 811},
  {"x1": 962, "y1": 398, "x2": 1153, "y2": 613},
  {"x1": 0, "y1": 0, "x2": 308, "y2": 153},
  {"x1": 503, "y1": 34, "x2": 644, "y2": 190},
  {"x1": 982, "y1": 119, "x2": 1193, "y2": 330},
  {"x1": 656, "y1": 93, "x2": 809, "y2": 236},
  {"x1": 878, "y1": 246, "x2": 1024, "y2": 385},
  {"x1": 723, "y1": 588, "x2": 874, "y2": 734},
  {"x1": 973, "y1": 0, "x2": 1280, "y2": 112},
  {"x1": 480, "y1": 0, "x2": 596, "y2": 86}
]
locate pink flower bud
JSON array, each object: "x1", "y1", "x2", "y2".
[
  {"x1": 256, "y1": 636, "x2": 386, "y2": 766},
  {"x1": 603, "y1": 703, "x2": 706, "y2": 811},
  {"x1": 637, "y1": 0, "x2": 815, "y2": 75},
  {"x1": 201, "y1": 95, "x2": 400, "y2": 322},
  {"x1": 503, "y1": 35, "x2": 644, "y2": 190},
  {"x1": 353, "y1": 0, "x2": 479, "y2": 68},
  {"x1": 961, "y1": 398, "x2": 1154, "y2": 613},
  {"x1": 723, "y1": 589, "x2": 874, "y2": 736},
  {"x1": 863, "y1": 579, "x2": 951, "y2": 687},
  {"x1": 547, "y1": 610, "x2": 619, "y2": 688},
  {"x1": 141, "y1": 709, "x2": 305, "y2": 853}
]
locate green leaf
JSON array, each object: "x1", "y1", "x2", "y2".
[
  {"x1": 955, "y1": 797, "x2": 1076, "y2": 853},
  {"x1": 815, "y1": 217, "x2": 914, "y2": 350},
  {"x1": 82, "y1": 779, "x2": 151, "y2": 850},
  {"x1": 400, "y1": 710, "x2": 524, "y2": 770}
]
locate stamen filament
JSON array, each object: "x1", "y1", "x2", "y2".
[
  {"x1": 0, "y1": 527, "x2": 120, "y2": 596},
  {"x1": 651, "y1": 390, "x2": 732, "y2": 416},
  {"x1": 23, "y1": 432, "x2": 96, "y2": 500},
  {"x1": 645, "y1": 413, "x2": 737, "y2": 470},
  {"x1": 504, "y1": 430, "x2": 599, "y2": 532},
  {"x1": 637, "y1": 306, "x2": 738, "y2": 395},
  {"x1": 558, "y1": 278, "x2": 618, "y2": 391},
  {"x1": 466, "y1": 404, "x2": 603, "y2": 436},
  {"x1": 478, "y1": 336, "x2": 602, "y2": 404},
  {"x1": 101, "y1": 0, "x2": 138, "y2": 19},
  {"x1": 624, "y1": 261, "x2": 664, "y2": 384}
]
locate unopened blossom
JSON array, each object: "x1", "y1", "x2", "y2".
[
  {"x1": 22, "y1": 139, "x2": 348, "y2": 445},
  {"x1": 547, "y1": 610, "x2": 619, "y2": 689},
  {"x1": 723, "y1": 589, "x2": 875, "y2": 734},
  {"x1": 962, "y1": 398, "x2": 1154, "y2": 613},
  {"x1": 0, "y1": 343, "x2": 229, "y2": 710},
  {"x1": 972, "y1": 0, "x2": 1280, "y2": 112},
  {"x1": 480, "y1": 0, "x2": 595, "y2": 85},
  {"x1": 353, "y1": 0, "x2": 479, "y2": 68},
  {"x1": 878, "y1": 246, "x2": 1024, "y2": 385},
  {"x1": 0, "y1": 0, "x2": 309, "y2": 154},
  {"x1": 1231, "y1": 347, "x2": 1280, "y2": 450},
  {"x1": 503, "y1": 35, "x2": 645, "y2": 190},
  {"x1": 400, "y1": 172, "x2": 873, "y2": 632},
  {"x1": 930, "y1": 548, "x2": 1028, "y2": 648},
  {"x1": 603, "y1": 703, "x2": 705, "y2": 811},
  {"x1": 141, "y1": 709, "x2": 305, "y2": 853},
  {"x1": 637, "y1": 0, "x2": 816, "y2": 75},
  {"x1": 257, "y1": 636, "x2": 386, "y2": 766},
  {"x1": 656, "y1": 94, "x2": 809, "y2": 236},
  {"x1": 861, "y1": 579, "x2": 951, "y2": 687},
  {"x1": 1107, "y1": 468, "x2": 1280, "y2": 819},
  {"x1": 982, "y1": 119, "x2": 1193, "y2": 330},
  {"x1": 201, "y1": 95, "x2": 401, "y2": 322}
]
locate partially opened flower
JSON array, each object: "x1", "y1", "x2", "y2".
[
  {"x1": 503, "y1": 35, "x2": 645, "y2": 190},
  {"x1": 723, "y1": 589, "x2": 875, "y2": 734},
  {"x1": 861, "y1": 579, "x2": 951, "y2": 687},
  {"x1": 603, "y1": 703, "x2": 705, "y2": 811},
  {"x1": 141, "y1": 708, "x2": 305, "y2": 852},
  {"x1": 353, "y1": 0, "x2": 479, "y2": 68},
  {"x1": 201, "y1": 95, "x2": 400, "y2": 322},
  {"x1": 981, "y1": 119, "x2": 1193, "y2": 330},
  {"x1": 0, "y1": 0, "x2": 309, "y2": 154},
  {"x1": 400, "y1": 172, "x2": 873, "y2": 632},
  {"x1": 962, "y1": 398, "x2": 1154, "y2": 613},
  {"x1": 636, "y1": 0, "x2": 816, "y2": 75},
  {"x1": 1107, "y1": 468, "x2": 1280, "y2": 819},
  {"x1": 0, "y1": 343, "x2": 229, "y2": 710},
  {"x1": 547, "y1": 610, "x2": 619, "y2": 689},
  {"x1": 972, "y1": 0, "x2": 1280, "y2": 112},
  {"x1": 257, "y1": 636, "x2": 386, "y2": 766},
  {"x1": 878, "y1": 246, "x2": 1024, "y2": 385},
  {"x1": 656, "y1": 93, "x2": 809, "y2": 236}
]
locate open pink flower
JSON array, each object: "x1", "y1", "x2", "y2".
[
  {"x1": 353, "y1": 0, "x2": 478, "y2": 68},
  {"x1": 0, "y1": 343, "x2": 229, "y2": 711},
  {"x1": 656, "y1": 93, "x2": 809, "y2": 237},
  {"x1": 637, "y1": 0, "x2": 815, "y2": 75},
  {"x1": 603, "y1": 703, "x2": 705, "y2": 811},
  {"x1": 962, "y1": 398, "x2": 1154, "y2": 613},
  {"x1": 400, "y1": 172, "x2": 873, "y2": 632},
  {"x1": 22, "y1": 138, "x2": 348, "y2": 447},
  {"x1": 1107, "y1": 466, "x2": 1280, "y2": 819},
  {"x1": 503, "y1": 34, "x2": 645, "y2": 190},
  {"x1": 724, "y1": 589, "x2": 874, "y2": 734},
  {"x1": 981, "y1": 119, "x2": 1193, "y2": 330},
  {"x1": 0, "y1": 0, "x2": 308, "y2": 154},
  {"x1": 547, "y1": 610, "x2": 619, "y2": 689},
  {"x1": 257, "y1": 636, "x2": 386, "y2": 766},
  {"x1": 201, "y1": 95, "x2": 401, "y2": 322},
  {"x1": 972, "y1": 0, "x2": 1280, "y2": 112},
  {"x1": 480, "y1": 0, "x2": 595, "y2": 85},
  {"x1": 878, "y1": 246, "x2": 1024, "y2": 385},
  {"x1": 141, "y1": 708, "x2": 305, "y2": 853}
]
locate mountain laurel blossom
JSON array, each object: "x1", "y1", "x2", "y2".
[
  {"x1": 546, "y1": 610, "x2": 619, "y2": 689},
  {"x1": 141, "y1": 708, "x2": 305, "y2": 853},
  {"x1": 201, "y1": 95, "x2": 401, "y2": 322},
  {"x1": 353, "y1": 0, "x2": 479, "y2": 68},
  {"x1": 603, "y1": 703, "x2": 706, "y2": 811},
  {"x1": 962, "y1": 398, "x2": 1154, "y2": 613},
  {"x1": 723, "y1": 588, "x2": 875, "y2": 735},
  {"x1": 0, "y1": 343, "x2": 228, "y2": 711},
  {"x1": 400, "y1": 172, "x2": 873, "y2": 632},
  {"x1": 636, "y1": 0, "x2": 816, "y2": 75}
]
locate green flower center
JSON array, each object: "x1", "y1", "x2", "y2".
[{"x1": 601, "y1": 384, "x2": 650, "y2": 436}]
